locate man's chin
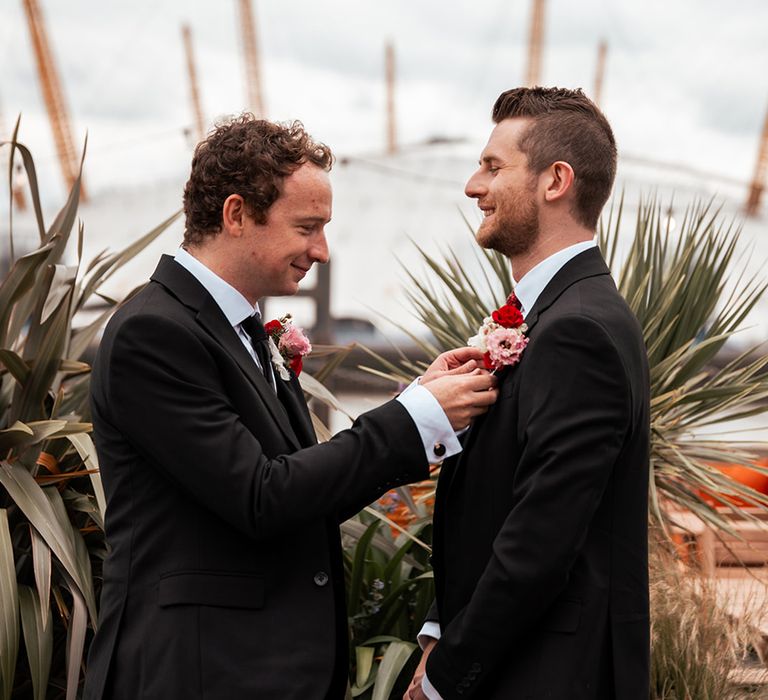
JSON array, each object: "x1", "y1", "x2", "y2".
[
  {"x1": 263, "y1": 282, "x2": 301, "y2": 298},
  {"x1": 476, "y1": 224, "x2": 502, "y2": 252}
]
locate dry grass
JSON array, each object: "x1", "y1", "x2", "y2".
[{"x1": 651, "y1": 541, "x2": 768, "y2": 699}]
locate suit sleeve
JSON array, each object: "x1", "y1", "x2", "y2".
[
  {"x1": 426, "y1": 314, "x2": 633, "y2": 698},
  {"x1": 101, "y1": 313, "x2": 428, "y2": 539}
]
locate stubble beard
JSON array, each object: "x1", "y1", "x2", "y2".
[{"x1": 477, "y1": 193, "x2": 540, "y2": 258}]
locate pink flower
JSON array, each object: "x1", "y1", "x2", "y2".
[
  {"x1": 485, "y1": 328, "x2": 528, "y2": 370},
  {"x1": 278, "y1": 323, "x2": 312, "y2": 358}
]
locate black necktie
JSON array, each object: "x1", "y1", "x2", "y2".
[{"x1": 240, "y1": 314, "x2": 273, "y2": 387}]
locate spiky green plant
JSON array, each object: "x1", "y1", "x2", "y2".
[
  {"x1": 0, "y1": 128, "x2": 178, "y2": 699},
  {"x1": 342, "y1": 510, "x2": 433, "y2": 699},
  {"x1": 364, "y1": 196, "x2": 768, "y2": 540}
]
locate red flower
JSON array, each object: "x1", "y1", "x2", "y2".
[
  {"x1": 492, "y1": 304, "x2": 524, "y2": 329},
  {"x1": 482, "y1": 351, "x2": 493, "y2": 370},
  {"x1": 290, "y1": 356, "x2": 303, "y2": 376},
  {"x1": 264, "y1": 319, "x2": 282, "y2": 335}
]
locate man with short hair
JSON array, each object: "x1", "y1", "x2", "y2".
[
  {"x1": 406, "y1": 87, "x2": 650, "y2": 699},
  {"x1": 83, "y1": 116, "x2": 498, "y2": 700}
]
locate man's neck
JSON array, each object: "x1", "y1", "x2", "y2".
[
  {"x1": 183, "y1": 244, "x2": 261, "y2": 306},
  {"x1": 510, "y1": 224, "x2": 595, "y2": 280}
]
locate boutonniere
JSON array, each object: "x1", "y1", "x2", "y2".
[
  {"x1": 263, "y1": 314, "x2": 312, "y2": 379},
  {"x1": 468, "y1": 293, "x2": 529, "y2": 371}
]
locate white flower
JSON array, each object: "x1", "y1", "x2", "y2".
[
  {"x1": 268, "y1": 337, "x2": 291, "y2": 380},
  {"x1": 467, "y1": 316, "x2": 500, "y2": 353}
]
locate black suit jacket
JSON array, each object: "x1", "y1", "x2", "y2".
[
  {"x1": 425, "y1": 247, "x2": 650, "y2": 699},
  {"x1": 83, "y1": 256, "x2": 428, "y2": 700}
]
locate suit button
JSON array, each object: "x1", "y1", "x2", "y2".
[
  {"x1": 470, "y1": 662, "x2": 482, "y2": 673},
  {"x1": 433, "y1": 442, "x2": 446, "y2": 457},
  {"x1": 313, "y1": 571, "x2": 329, "y2": 587}
]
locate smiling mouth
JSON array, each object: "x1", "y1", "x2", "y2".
[
  {"x1": 480, "y1": 208, "x2": 495, "y2": 218},
  {"x1": 292, "y1": 264, "x2": 310, "y2": 275}
]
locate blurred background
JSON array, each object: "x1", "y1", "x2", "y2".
[{"x1": 1, "y1": 0, "x2": 767, "y2": 349}]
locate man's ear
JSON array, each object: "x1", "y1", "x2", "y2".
[
  {"x1": 221, "y1": 194, "x2": 246, "y2": 237},
  {"x1": 542, "y1": 161, "x2": 575, "y2": 203}
]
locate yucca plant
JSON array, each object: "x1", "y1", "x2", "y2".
[
  {"x1": 0, "y1": 128, "x2": 178, "y2": 699},
  {"x1": 364, "y1": 196, "x2": 768, "y2": 540}
]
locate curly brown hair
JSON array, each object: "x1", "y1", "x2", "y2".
[
  {"x1": 182, "y1": 115, "x2": 334, "y2": 246},
  {"x1": 492, "y1": 87, "x2": 616, "y2": 230}
]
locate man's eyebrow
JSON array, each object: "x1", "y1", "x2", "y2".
[
  {"x1": 480, "y1": 155, "x2": 500, "y2": 165},
  {"x1": 293, "y1": 214, "x2": 328, "y2": 222}
]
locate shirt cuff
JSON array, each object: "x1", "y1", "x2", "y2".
[
  {"x1": 396, "y1": 380, "x2": 462, "y2": 464},
  {"x1": 417, "y1": 621, "x2": 441, "y2": 650},
  {"x1": 422, "y1": 672, "x2": 443, "y2": 700}
]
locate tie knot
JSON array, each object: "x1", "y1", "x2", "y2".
[
  {"x1": 241, "y1": 314, "x2": 268, "y2": 343},
  {"x1": 506, "y1": 292, "x2": 522, "y2": 311}
]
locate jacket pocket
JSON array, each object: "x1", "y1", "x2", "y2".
[
  {"x1": 158, "y1": 571, "x2": 265, "y2": 609},
  {"x1": 542, "y1": 597, "x2": 582, "y2": 633}
]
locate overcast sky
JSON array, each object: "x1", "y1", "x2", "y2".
[{"x1": 1, "y1": 0, "x2": 767, "y2": 204}]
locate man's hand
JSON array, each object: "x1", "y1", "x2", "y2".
[
  {"x1": 404, "y1": 638, "x2": 436, "y2": 700},
  {"x1": 422, "y1": 347, "x2": 487, "y2": 384},
  {"x1": 423, "y1": 370, "x2": 498, "y2": 431}
]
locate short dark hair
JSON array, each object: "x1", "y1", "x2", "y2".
[
  {"x1": 492, "y1": 87, "x2": 616, "y2": 230},
  {"x1": 182, "y1": 115, "x2": 334, "y2": 246}
]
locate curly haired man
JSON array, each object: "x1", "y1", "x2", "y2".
[{"x1": 83, "y1": 116, "x2": 498, "y2": 700}]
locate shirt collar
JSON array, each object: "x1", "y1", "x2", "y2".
[
  {"x1": 513, "y1": 239, "x2": 597, "y2": 316},
  {"x1": 174, "y1": 247, "x2": 259, "y2": 326}
]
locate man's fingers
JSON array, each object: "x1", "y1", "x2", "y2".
[
  {"x1": 463, "y1": 372, "x2": 498, "y2": 390},
  {"x1": 443, "y1": 346, "x2": 486, "y2": 363},
  {"x1": 444, "y1": 359, "x2": 477, "y2": 375},
  {"x1": 471, "y1": 389, "x2": 499, "y2": 408}
]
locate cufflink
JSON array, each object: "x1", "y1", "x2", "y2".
[{"x1": 433, "y1": 442, "x2": 446, "y2": 458}]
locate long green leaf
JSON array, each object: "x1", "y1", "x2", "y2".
[
  {"x1": 18, "y1": 585, "x2": 52, "y2": 700},
  {"x1": 354, "y1": 645, "x2": 375, "y2": 689},
  {"x1": 13, "y1": 276, "x2": 72, "y2": 423},
  {"x1": 0, "y1": 510, "x2": 19, "y2": 700},
  {"x1": 348, "y1": 520, "x2": 380, "y2": 613},
  {"x1": 30, "y1": 526, "x2": 51, "y2": 630},
  {"x1": 67, "y1": 432, "x2": 106, "y2": 520},
  {"x1": 0, "y1": 349, "x2": 30, "y2": 386},
  {"x1": 44, "y1": 488, "x2": 97, "y2": 623},
  {"x1": 299, "y1": 372, "x2": 354, "y2": 421},
  {"x1": 371, "y1": 640, "x2": 417, "y2": 700},
  {"x1": 61, "y1": 571, "x2": 87, "y2": 700},
  {"x1": 0, "y1": 241, "x2": 57, "y2": 347},
  {"x1": 0, "y1": 420, "x2": 34, "y2": 452}
]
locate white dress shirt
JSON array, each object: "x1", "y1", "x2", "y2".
[
  {"x1": 173, "y1": 248, "x2": 461, "y2": 464},
  {"x1": 175, "y1": 247, "x2": 267, "y2": 364},
  {"x1": 419, "y1": 238, "x2": 597, "y2": 700}
]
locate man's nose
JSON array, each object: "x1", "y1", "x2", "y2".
[
  {"x1": 310, "y1": 231, "x2": 330, "y2": 265},
  {"x1": 465, "y1": 170, "x2": 485, "y2": 199}
]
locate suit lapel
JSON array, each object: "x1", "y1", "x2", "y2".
[
  {"x1": 445, "y1": 247, "x2": 612, "y2": 496},
  {"x1": 520, "y1": 246, "x2": 611, "y2": 334},
  {"x1": 150, "y1": 256, "x2": 302, "y2": 451},
  {"x1": 276, "y1": 373, "x2": 317, "y2": 448}
]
